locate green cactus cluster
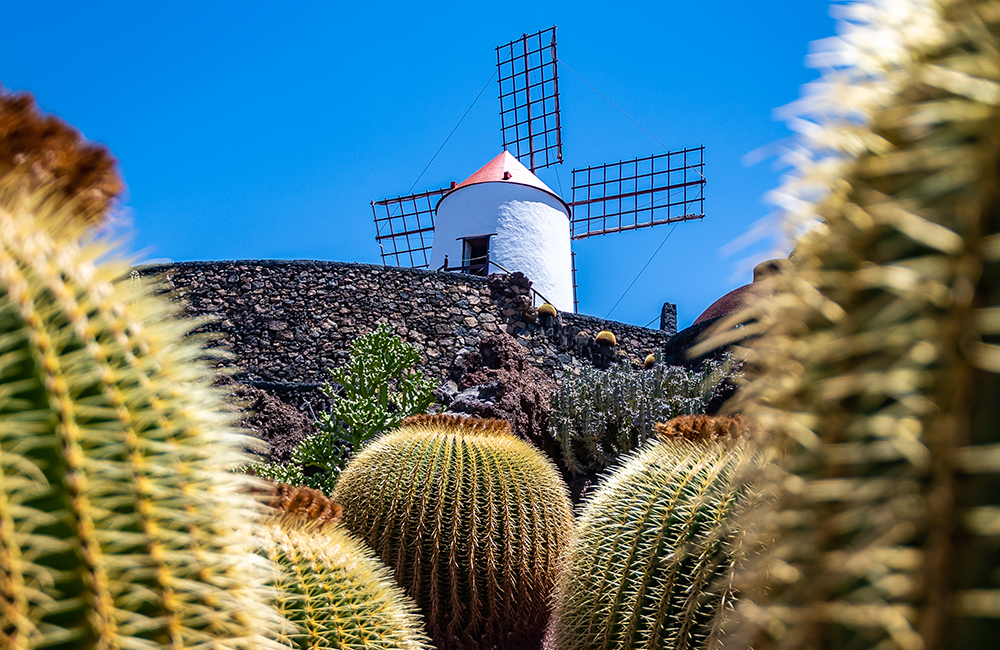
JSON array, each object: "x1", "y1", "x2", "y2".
[
  {"x1": 550, "y1": 358, "x2": 737, "y2": 475},
  {"x1": 259, "y1": 514, "x2": 432, "y2": 650},
  {"x1": 0, "y1": 187, "x2": 282, "y2": 649},
  {"x1": 552, "y1": 438, "x2": 756, "y2": 650},
  {"x1": 698, "y1": 2, "x2": 1000, "y2": 649},
  {"x1": 334, "y1": 414, "x2": 574, "y2": 650},
  {"x1": 253, "y1": 323, "x2": 436, "y2": 495}
]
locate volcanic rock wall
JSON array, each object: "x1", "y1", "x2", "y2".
[{"x1": 138, "y1": 259, "x2": 675, "y2": 408}]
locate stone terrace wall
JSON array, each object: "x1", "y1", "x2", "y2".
[{"x1": 138, "y1": 260, "x2": 675, "y2": 406}]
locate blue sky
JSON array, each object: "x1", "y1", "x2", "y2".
[{"x1": 2, "y1": 1, "x2": 836, "y2": 330}]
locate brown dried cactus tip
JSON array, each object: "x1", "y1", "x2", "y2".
[
  {"x1": 0, "y1": 87, "x2": 124, "y2": 225},
  {"x1": 654, "y1": 414, "x2": 748, "y2": 444},
  {"x1": 259, "y1": 481, "x2": 343, "y2": 524},
  {"x1": 399, "y1": 413, "x2": 513, "y2": 437},
  {"x1": 595, "y1": 330, "x2": 617, "y2": 346},
  {"x1": 537, "y1": 303, "x2": 557, "y2": 318}
]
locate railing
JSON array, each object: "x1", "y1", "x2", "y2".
[
  {"x1": 438, "y1": 256, "x2": 555, "y2": 309},
  {"x1": 440, "y1": 253, "x2": 489, "y2": 276}
]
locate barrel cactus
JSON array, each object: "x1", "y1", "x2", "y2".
[
  {"x1": 260, "y1": 514, "x2": 431, "y2": 650},
  {"x1": 595, "y1": 330, "x2": 617, "y2": 346},
  {"x1": 708, "y1": 1, "x2": 1000, "y2": 648},
  {"x1": 551, "y1": 438, "x2": 757, "y2": 650},
  {"x1": 538, "y1": 302, "x2": 558, "y2": 318},
  {"x1": 333, "y1": 414, "x2": 574, "y2": 650},
  {"x1": 0, "y1": 187, "x2": 282, "y2": 649},
  {"x1": 0, "y1": 90, "x2": 123, "y2": 225}
]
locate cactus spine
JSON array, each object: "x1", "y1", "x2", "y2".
[
  {"x1": 333, "y1": 414, "x2": 574, "y2": 650},
  {"x1": 712, "y1": 2, "x2": 1000, "y2": 648},
  {"x1": 551, "y1": 439, "x2": 755, "y2": 650},
  {"x1": 0, "y1": 188, "x2": 282, "y2": 649},
  {"x1": 260, "y1": 515, "x2": 431, "y2": 650}
]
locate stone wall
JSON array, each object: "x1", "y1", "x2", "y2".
[{"x1": 138, "y1": 259, "x2": 675, "y2": 408}]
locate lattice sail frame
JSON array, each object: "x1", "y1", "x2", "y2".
[
  {"x1": 497, "y1": 27, "x2": 563, "y2": 172},
  {"x1": 371, "y1": 187, "x2": 448, "y2": 268},
  {"x1": 569, "y1": 147, "x2": 705, "y2": 240}
]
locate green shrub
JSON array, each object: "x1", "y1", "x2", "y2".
[
  {"x1": 550, "y1": 357, "x2": 738, "y2": 475},
  {"x1": 254, "y1": 324, "x2": 435, "y2": 494}
]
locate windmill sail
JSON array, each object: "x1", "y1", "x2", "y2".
[
  {"x1": 371, "y1": 186, "x2": 449, "y2": 268},
  {"x1": 372, "y1": 27, "x2": 708, "y2": 279},
  {"x1": 569, "y1": 147, "x2": 705, "y2": 240},
  {"x1": 497, "y1": 26, "x2": 563, "y2": 172}
]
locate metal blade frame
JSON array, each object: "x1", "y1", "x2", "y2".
[
  {"x1": 569, "y1": 146, "x2": 705, "y2": 240},
  {"x1": 372, "y1": 187, "x2": 448, "y2": 268},
  {"x1": 497, "y1": 26, "x2": 563, "y2": 172}
]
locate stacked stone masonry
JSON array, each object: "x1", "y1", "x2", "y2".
[{"x1": 139, "y1": 260, "x2": 675, "y2": 407}]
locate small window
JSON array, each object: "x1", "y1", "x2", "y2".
[{"x1": 462, "y1": 236, "x2": 490, "y2": 276}]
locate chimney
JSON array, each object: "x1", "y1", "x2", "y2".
[{"x1": 659, "y1": 302, "x2": 677, "y2": 336}]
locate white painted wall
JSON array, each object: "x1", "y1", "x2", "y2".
[{"x1": 430, "y1": 182, "x2": 574, "y2": 311}]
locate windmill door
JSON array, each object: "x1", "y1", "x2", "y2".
[{"x1": 461, "y1": 235, "x2": 491, "y2": 276}]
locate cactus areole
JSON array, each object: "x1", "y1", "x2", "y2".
[{"x1": 334, "y1": 414, "x2": 574, "y2": 650}]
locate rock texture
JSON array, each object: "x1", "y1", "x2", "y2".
[
  {"x1": 445, "y1": 333, "x2": 561, "y2": 471},
  {"x1": 140, "y1": 260, "x2": 678, "y2": 467},
  {"x1": 139, "y1": 260, "x2": 674, "y2": 405},
  {"x1": 219, "y1": 378, "x2": 315, "y2": 463}
]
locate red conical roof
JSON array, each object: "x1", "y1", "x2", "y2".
[{"x1": 441, "y1": 151, "x2": 567, "y2": 210}]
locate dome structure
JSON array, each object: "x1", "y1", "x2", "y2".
[
  {"x1": 430, "y1": 151, "x2": 574, "y2": 311},
  {"x1": 692, "y1": 258, "x2": 789, "y2": 324}
]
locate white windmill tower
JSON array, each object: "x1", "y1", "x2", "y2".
[
  {"x1": 371, "y1": 27, "x2": 706, "y2": 315},
  {"x1": 429, "y1": 151, "x2": 574, "y2": 310}
]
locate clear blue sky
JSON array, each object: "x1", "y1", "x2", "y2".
[{"x1": 2, "y1": 1, "x2": 836, "y2": 330}]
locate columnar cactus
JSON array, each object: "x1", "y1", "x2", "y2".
[
  {"x1": 550, "y1": 360, "x2": 731, "y2": 475},
  {"x1": 551, "y1": 439, "x2": 755, "y2": 650},
  {"x1": 707, "y1": 2, "x2": 1000, "y2": 648},
  {"x1": 333, "y1": 414, "x2": 574, "y2": 650},
  {"x1": 0, "y1": 188, "x2": 282, "y2": 649},
  {"x1": 260, "y1": 515, "x2": 431, "y2": 650}
]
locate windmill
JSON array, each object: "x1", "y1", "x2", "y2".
[{"x1": 371, "y1": 26, "x2": 705, "y2": 314}]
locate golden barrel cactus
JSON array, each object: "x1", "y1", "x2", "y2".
[
  {"x1": 705, "y1": 2, "x2": 1000, "y2": 648},
  {"x1": 595, "y1": 330, "x2": 617, "y2": 346},
  {"x1": 0, "y1": 187, "x2": 282, "y2": 649},
  {"x1": 260, "y1": 515, "x2": 431, "y2": 650},
  {"x1": 334, "y1": 414, "x2": 574, "y2": 650},
  {"x1": 552, "y1": 439, "x2": 757, "y2": 650}
]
